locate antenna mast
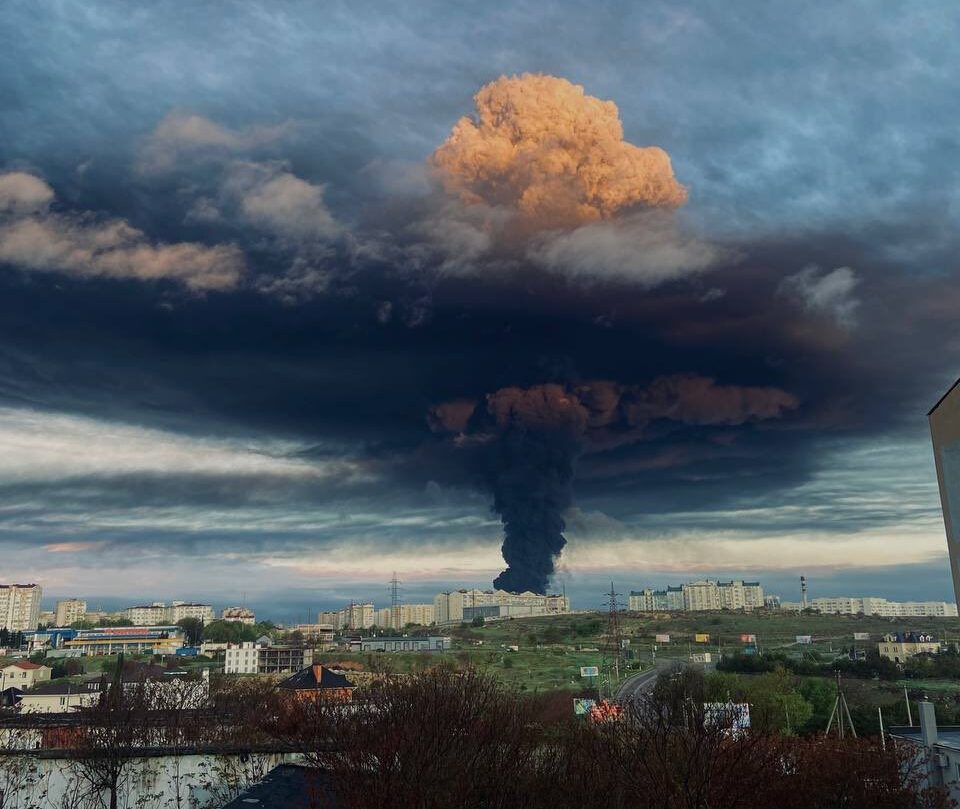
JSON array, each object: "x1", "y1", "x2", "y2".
[
  {"x1": 389, "y1": 572, "x2": 402, "y2": 631},
  {"x1": 602, "y1": 582, "x2": 624, "y2": 695},
  {"x1": 824, "y1": 671, "x2": 857, "y2": 739}
]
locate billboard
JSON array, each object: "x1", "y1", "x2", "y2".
[
  {"x1": 853, "y1": 632, "x2": 871, "y2": 641},
  {"x1": 573, "y1": 698, "x2": 596, "y2": 716},
  {"x1": 655, "y1": 633, "x2": 670, "y2": 643},
  {"x1": 695, "y1": 633, "x2": 710, "y2": 643},
  {"x1": 930, "y1": 380, "x2": 960, "y2": 611},
  {"x1": 704, "y1": 702, "x2": 751, "y2": 735},
  {"x1": 579, "y1": 666, "x2": 599, "y2": 678},
  {"x1": 740, "y1": 634, "x2": 756, "y2": 643},
  {"x1": 796, "y1": 635, "x2": 812, "y2": 644}
]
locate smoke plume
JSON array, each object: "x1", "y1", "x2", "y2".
[
  {"x1": 429, "y1": 74, "x2": 687, "y2": 230},
  {"x1": 430, "y1": 377, "x2": 798, "y2": 593}
]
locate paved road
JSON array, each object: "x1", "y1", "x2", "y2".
[
  {"x1": 615, "y1": 665, "x2": 663, "y2": 703},
  {"x1": 615, "y1": 661, "x2": 688, "y2": 703}
]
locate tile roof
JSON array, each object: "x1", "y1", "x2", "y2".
[{"x1": 6, "y1": 660, "x2": 45, "y2": 670}]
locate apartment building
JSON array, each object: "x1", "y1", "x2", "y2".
[
  {"x1": 224, "y1": 641, "x2": 313, "y2": 675},
  {"x1": 317, "y1": 603, "x2": 375, "y2": 630},
  {"x1": 629, "y1": 580, "x2": 764, "y2": 613},
  {"x1": 54, "y1": 599, "x2": 87, "y2": 627},
  {"x1": 166, "y1": 602, "x2": 215, "y2": 623},
  {"x1": 221, "y1": 606, "x2": 256, "y2": 625},
  {"x1": 434, "y1": 589, "x2": 569, "y2": 624},
  {"x1": 122, "y1": 601, "x2": 215, "y2": 625},
  {"x1": 780, "y1": 597, "x2": 959, "y2": 617},
  {"x1": 0, "y1": 584, "x2": 42, "y2": 631},
  {"x1": 376, "y1": 603, "x2": 436, "y2": 629},
  {"x1": 123, "y1": 603, "x2": 168, "y2": 625}
]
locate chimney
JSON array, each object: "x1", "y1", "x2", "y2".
[
  {"x1": 919, "y1": 701, "x2": 938, "y2": 747},
  {"x1": 312, "y1": 663, "x2": 323, "y2": 684}
]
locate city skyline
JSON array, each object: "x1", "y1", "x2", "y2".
[{"x1": 1, "y1": 3, "x2": 959, "y2": 602}]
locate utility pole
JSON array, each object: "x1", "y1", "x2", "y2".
[
  {"x1": 825, "y1": 671, "x2": 857, "y2": 739},
  {"x1": 905, "y1": 686, "x2": 913, "y2": 726},
  {"x1": 602, "y1": 582, "x2": 624, "y2": 694}
]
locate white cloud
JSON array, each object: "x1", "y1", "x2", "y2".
[
  {"x1": 0, "y1": 407, "x2": 366, "y2": 483},
  {"x1": 779, "y1": 265, "x2": 860, "y2": 327},
  {"x1": 527, "y1": 212, "x2": 730, "y2": 286},
  {"x1": 0, "y1": 172, "x2": 54, "y2": 214},
  {"x1": 138, "y1": 112, "x2": 292, "y2": 174},
  {"x1": 0, "y1": 171, "x2": 245, "y2": 291}
]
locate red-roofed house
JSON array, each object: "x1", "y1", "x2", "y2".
[{"x1": 1, "y1": 660, "x2": 52, "y2": 691}]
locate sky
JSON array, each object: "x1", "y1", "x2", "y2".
[{"x1": 1, "y1": 1, "x2": 959, "y2": 619}]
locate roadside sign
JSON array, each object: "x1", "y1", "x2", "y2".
[
  {"x1": 740, "y1": 634, "x2": 756, "y2": 643},
  {"x1": 853, "y1": 632, "x2": 870, "y2": 641},
  {"x1": 580, "y1": 666, "x2": 599, "y2": 678},
  {"x1": 655, "y1": 634, "x2": 670, "y2": 643},
  {"x1": 796, "y1": 635, "x2": 812, "y2": 644},
  {"x1": 695, "y1": 633, "x2": 710, "y2": 643},
  {"x1": 573, "y1": 698, "x2": 596, "y2": 716}
]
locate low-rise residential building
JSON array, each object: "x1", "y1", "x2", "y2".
[
  {"x1": 223, "y1": 641, "x2": 313, "y2": 675},
  {"x1": 1, "y1": 661, "x2": 51, "y2": 691},
  {"x1": 433, "y1": 590, "x2": 568, "y2": 624},
  {"x1": 0, "y1": 583, "x2": 42, "y2": 631},
  {"x1": 629, "y1": 580, "x2": 764, "y2": 612},
  {"x1": 351, "y1": 636, "x2": 451, "y2": 653},
  {"x1": 878, "y1": 632, "x2": 940, "y2": 663},
  {"x1": 18, "y1": 679, "x2": 103, "y2": 714},
  {"x1": 278, "y1": 664, "x2": 354, "y2": 702},
  {"x1": 54, "y1": 599, "x2": 87, "y2": 626},
  {"x1": 221, "y1": 606, "x2": 256, "y2": 625}
]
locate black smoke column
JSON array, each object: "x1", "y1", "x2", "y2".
[{"x1": 490, "y1": 426, "x2": 577, "y2": 594}]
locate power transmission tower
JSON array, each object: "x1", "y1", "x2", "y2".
[
  {"x1": 824, "y1": 671, "x2": 857, "y2": 739},
  {"x1": 389, "y1": 572, "x2": 401, "y2": 631},
  {"x1": 602, "y1": 582, "x2": 625, "y2": 695}
]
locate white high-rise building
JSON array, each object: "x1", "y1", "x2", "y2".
[
  {"x1": 433, "y1": 589, "x2": 569, "y2": 624},
  {"x1": 779, "y1": 597, "x2": 958, "y2": 617},
  {"x1": 123, "y1": 603, "x2": 168, "y2": 626},
  {"x1": 167, "y1": 602, "x2": 215, "y2": 624},
  {"x1": 629, "y1": 580, "x2": 764, "y2": 613},
  {"x1": 0, "y1": 584, "x2": 42, "y2": 632},
  {"x1": 377, "y1": 603, "x2": 436, "y2": 629},
  {"x1": 54, "y1": 599, "x2": 87, "y2": 626},
  {"x1": 317, "y1": 603, "x2": 375, "y2": 630}
]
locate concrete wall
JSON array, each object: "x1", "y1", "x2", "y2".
[{"x1": 0, "y1": 750, "x2": 299, "y2": 809}]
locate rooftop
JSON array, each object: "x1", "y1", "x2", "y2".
[
  {"x1": 278, "y1": 665, "x2": 354, "y2": 691},
  {"x1": 4, "y1": 660, "x2": 46, "y2": 670},
  {"x1": 890, "y1": 726, "x2": 960, "y2": 752},
  {"x1": 221, "y1": 764, "x2": 334, "y2": 808}
]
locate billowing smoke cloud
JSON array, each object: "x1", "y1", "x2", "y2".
[
  {"x1": 430, "y1": 376, "x2": 798, "y2": 592},
  {"x1": 430, "y1": 73, "x2": 687, "y2": 230},
  {"x1": 0, "y1": 171, "x2": 245, "y2": 291}
]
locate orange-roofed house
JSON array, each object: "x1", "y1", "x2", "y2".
[
  {"x1": 1, "y1": 660, "x2": 51, "y2": 691},
  {"x1": 278, "y1": 664, "x2": 355, "y2": 702}
]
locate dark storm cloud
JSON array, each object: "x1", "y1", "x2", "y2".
[{"x1": 1, "y1": 0, "x2": 958, "y2": 596}]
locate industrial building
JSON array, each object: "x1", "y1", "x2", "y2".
[
  {"x1": 0, "y1": 583, "x2": 42, "y2": 631},
  {"x1": 629, "y1": 580, "x2": 764, "y2": 612},
  {"x1": 63, "y1": 626, "x2": 185, "y2": 656}
]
